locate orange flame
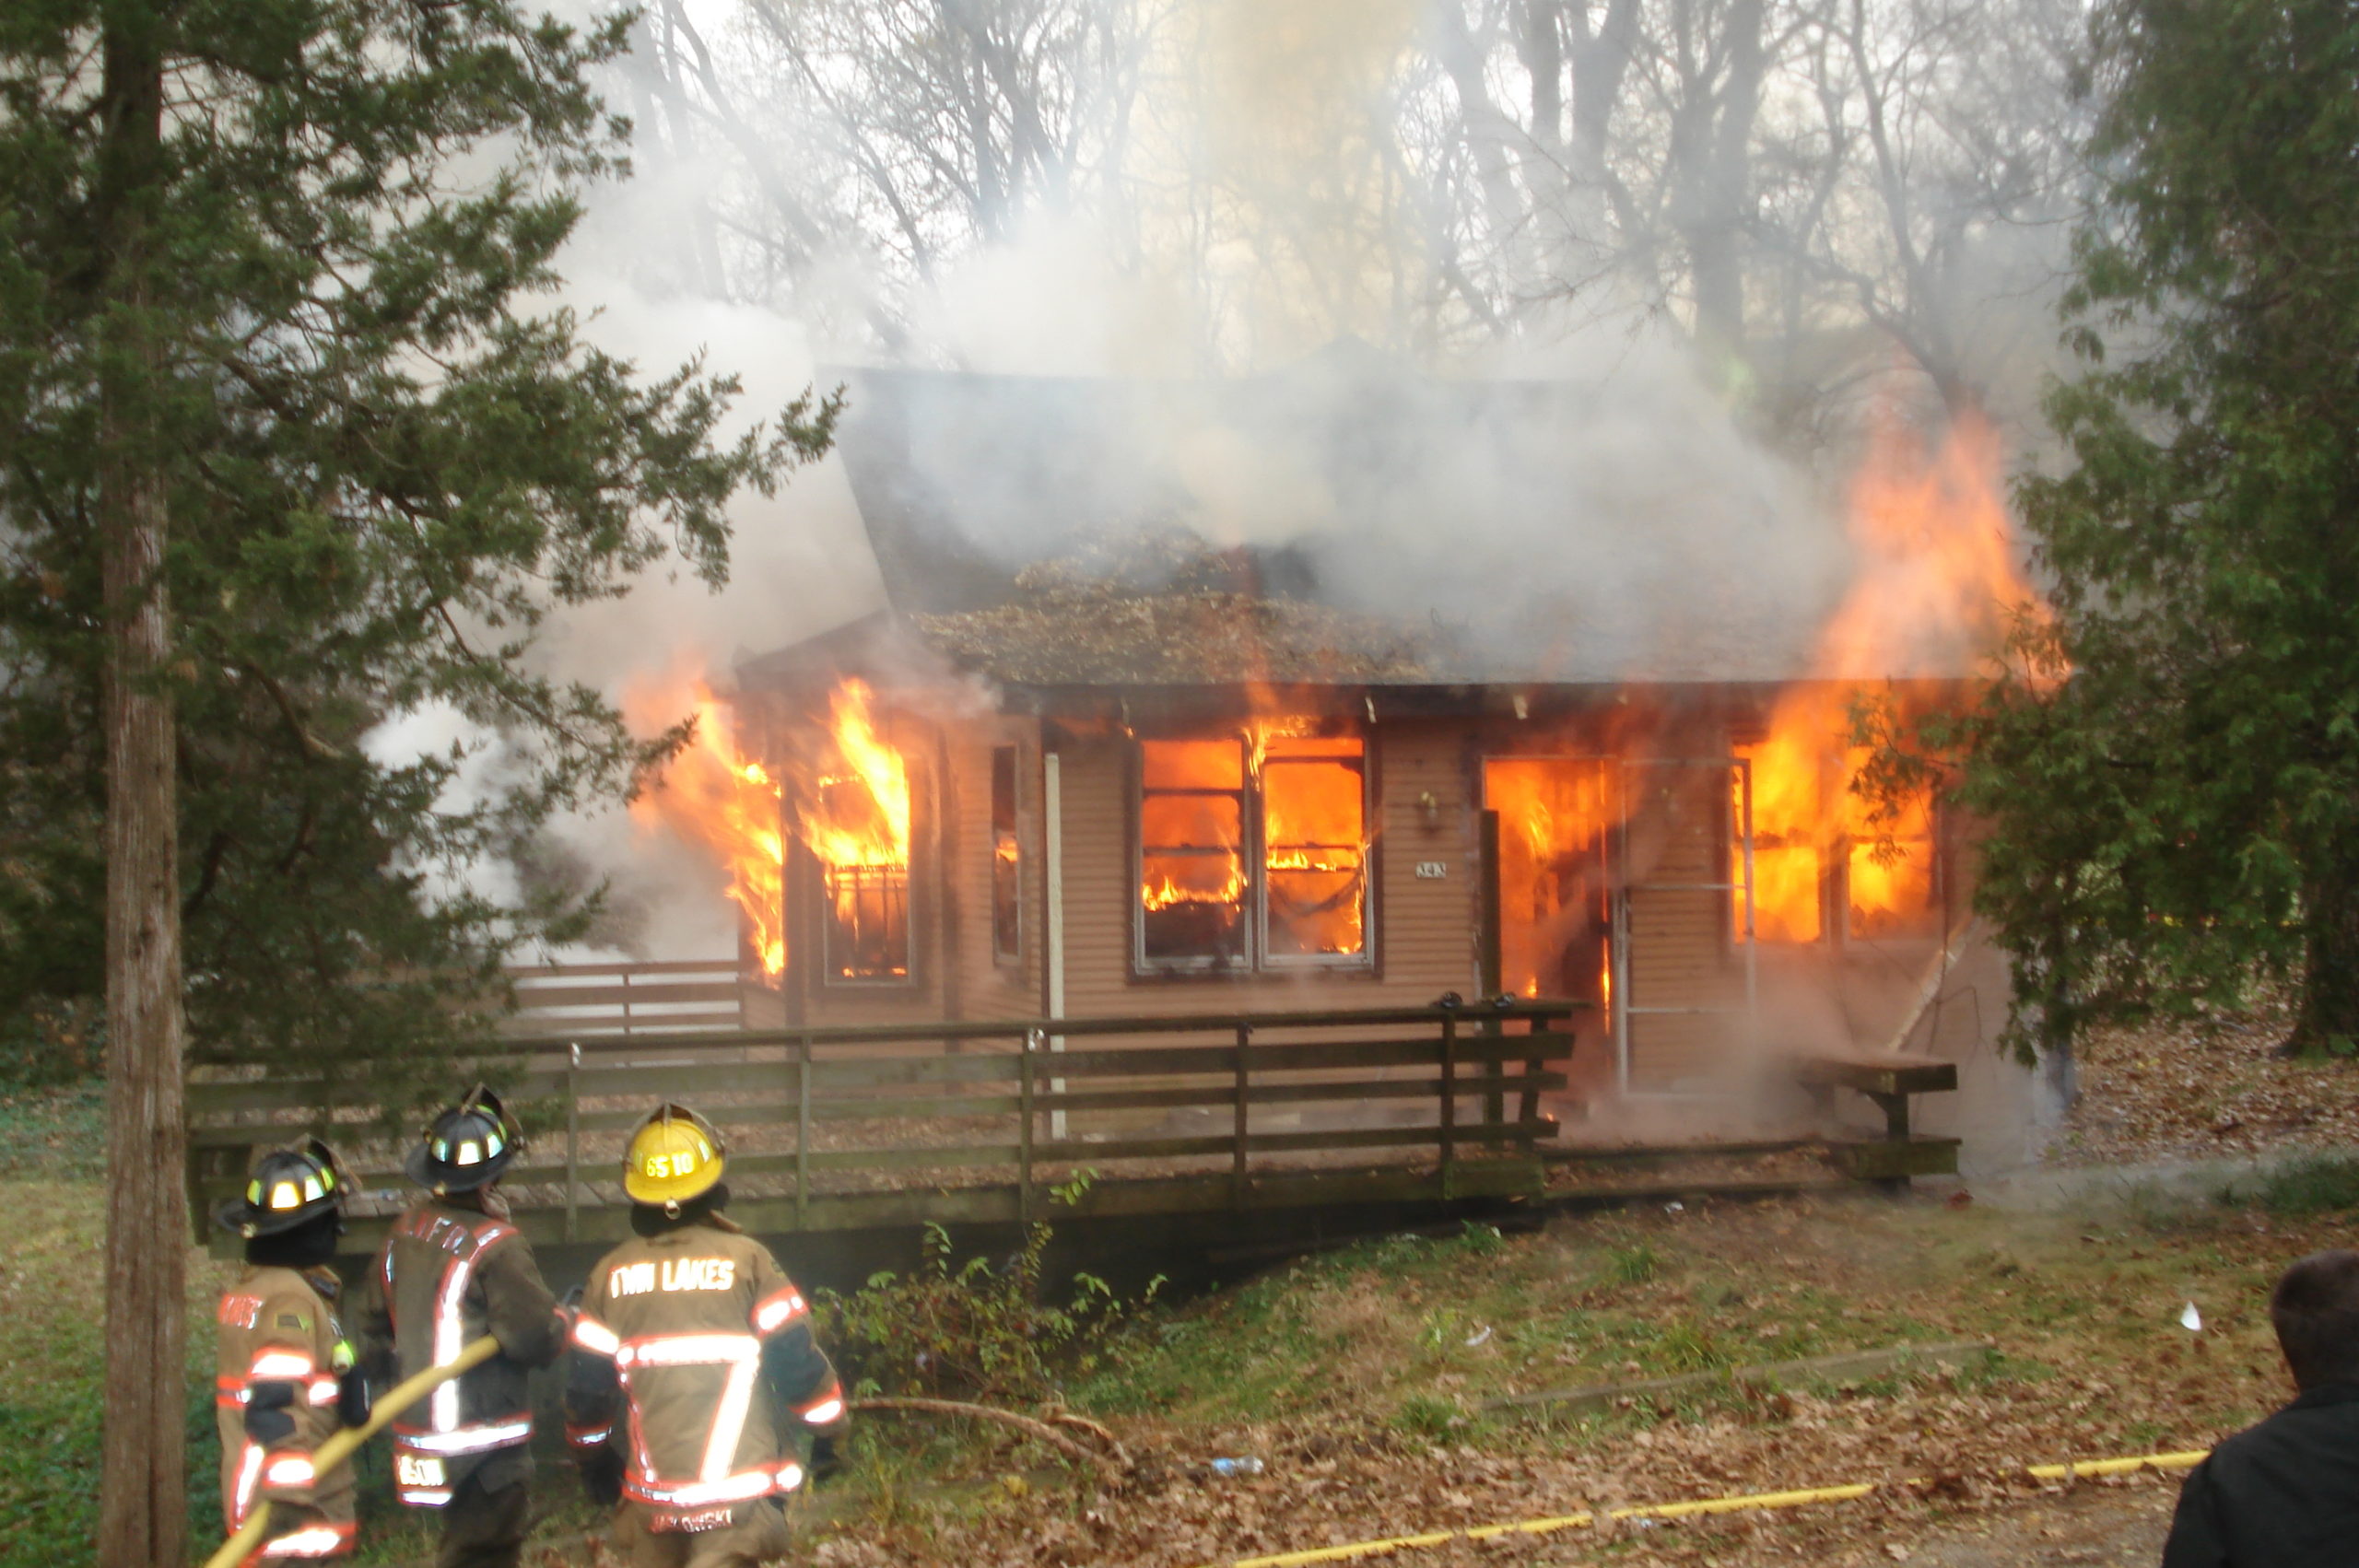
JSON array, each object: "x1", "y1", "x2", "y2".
[
  {"x1": 628, "y1": 671, "x2": 915, "y2": 982},
  {"x1": 1741, "y1": 414, "x2": 2043, "y2": 942},
  {"x1": 1133, "y1": 723, "x2": 1368, "y2": 956},
  {"x1": 795, "y1": 679, "x2": 911, "y2": 871},
  {"x1": 1485, "y1": 758, "x2": 1613, "y2": 999},
  {"x1": 1142, "y1": 861, "x2": 1248, "y2": 912},
  {"x1": 628, "y1": 674, "x2": 789, "y2": 977}
]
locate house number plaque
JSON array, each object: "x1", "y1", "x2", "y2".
[{"x1": 1414, "y1": 861, "x2": 1447, "y2": 879}]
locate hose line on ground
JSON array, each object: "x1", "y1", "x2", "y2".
[
  {"x1": 1203, "y1": 1449, "x2": 2212, "y2": 1568},
  {"x1": 203, "y1": 1335, "x2": 503, "y2": 1568}
]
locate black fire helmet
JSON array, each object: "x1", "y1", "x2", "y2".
[
  {"x1": 216, "y1": 1136, "x2": 351, "y2": 1239},
  {"x1": 405, "y1": 1082, "x2": 523, "y2": 1197}
]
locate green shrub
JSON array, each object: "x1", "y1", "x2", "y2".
[
  {"x1": 1392, "y1": 1393, "x2": 1460, "y2": 1437},
  {"x1": 1606, "y1": 1242, "x2": 1661, "y2": 1285},
  {"x1": 815, "y1": 1208, "x2": 1160, "y2": 1405},
  {"x1": 2254, "y1": 1154, "x2": 2359, "y2": 1216}
]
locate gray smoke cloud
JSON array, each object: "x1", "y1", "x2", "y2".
[{"x1": 371, "y1": 0, "x2": 2083, "y2": 965}]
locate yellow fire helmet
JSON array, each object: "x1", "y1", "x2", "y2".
[{"x1": 621, "y1": 1102, "x2": 728, "y2": 1208}]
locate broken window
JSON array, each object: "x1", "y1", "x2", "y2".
[
  {"x1": 1134, "y1": 731, "x2": 1370, "y2": 973},
  {"x1": 1732, "y1": 742, "x2": 1938, "y2": 945},
  {"x1": 1138, "y1": 739, "x2": 1249, "y2": 969},
  {"x1": 992, "y1": 745, "x2": 1021, "y2": 965},
  {"x1": 798, "y1": 685, "x2": 913, "y2": 984},
  {"x1": 1261, "y1": 735, "x2": 1367, "y2": 961}
]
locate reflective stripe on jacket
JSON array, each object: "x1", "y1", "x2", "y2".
[{"x1": 360, "y1": 1198, "x2": 561, "y2": 1506}]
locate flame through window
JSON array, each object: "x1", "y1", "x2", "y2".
[
  {"x1": 991, "y1": 746, "x2": 1020, "y2": 965},
  {"x1": 801, "y1": 682, "x2": 912, "y2": 983},
  {"x1": 1734, "y1": 736, "x2": 1936, "y2": 945},
  {"x1": 1136, "y1": 731, "x2": 1367, "y2": 971}
]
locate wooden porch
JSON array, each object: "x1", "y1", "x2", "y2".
[{"x1": 188, "y1": 999, "x2": 1579, "y2": 1258}]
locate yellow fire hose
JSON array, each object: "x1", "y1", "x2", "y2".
[
  {"x1": 1203, "y1": 1449, "x2": 2212, "y2": 1568},
  {"x1": 203, "y1": 1335, "x2": 502, "y2": 1568}
]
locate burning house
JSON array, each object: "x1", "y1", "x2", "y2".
[{"x1": 636, "y1": 353, "x2": 2057, "y2": 1163}]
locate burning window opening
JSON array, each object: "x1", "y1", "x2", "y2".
[
  {"x1": 1139, "y1": 738, "x2": 1250, "y2": 968},
  {"x1": 1731, "y1": 413, "x2": 2036, "y2": 949},
  {"x1": 799, "y1": 680, "x2": 914, "y2": 984},
  {"x1": 626, "y1": 681, "x2": 789, "y2": 982},
  {"x1": 1736, "y1": 732, "x2": 1938, "y2": 946},
  {"x1": 1484, "y1": 758, "x2": 1614, "y2": 1005},
  {"x1": 1262, "y1": 733, "x2": 1367, "y2": 960},
  {"x1": 991, "y1": 745, "x2": 1020, "y2": 965},
  {"x1": 1135, "y1": 728, "x2": 1369, "y2": 972}
]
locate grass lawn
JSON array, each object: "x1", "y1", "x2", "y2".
[
  {"x1": 8, "y1": 1071, "x2": 2351, "y2": 1567},
  {"x1": 810, "y1": 1185, "x2": 2333, "y2": 1565}
]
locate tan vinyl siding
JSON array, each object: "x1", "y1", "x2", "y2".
[{"x1": 1621, "y1": 755, "x2": 1748, "y2": 1089}]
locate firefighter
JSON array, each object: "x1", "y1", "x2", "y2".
[
  {"x1": 213, "y1": 1137, "x2": 367, "y2": 1562},
  {"x1": 358, "y1": 1085, "x2": 566, "y2": 1568},
  {"x1": 565, "y1": 1103, "x2": 846, "y2": 1567}
]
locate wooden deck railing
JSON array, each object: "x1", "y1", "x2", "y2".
[
  {"x1": 501, "y1": 958, "x2": 756, "y2": 1036},
  {"x1": 187, "y1": 1000, "x2": 1578, "y2": 1253}
]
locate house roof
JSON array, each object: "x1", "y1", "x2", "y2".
[{"x1": 799, "y1": 349, "x2": 1886, "y2": 690}]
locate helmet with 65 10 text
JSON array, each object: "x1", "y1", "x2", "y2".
[{"x1": 622, "y1": 1103, "x2": 728, "y2": 1210}]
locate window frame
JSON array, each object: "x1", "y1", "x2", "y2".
[
  {"x1": 1254, "y1": 741, "x2": 1376, "y2": 972},
  {"x1": 1727, "y1": 747, "x2": 1943, "y2": 949},
  {"x1": 990, "y1": 744, "x2": 1022, "y2": 967},
  {"x1": 1133, "y1": 736, "x2": 1252, "y2": 975},
  {"x1": 806, "y1": 743, "x2": 924, "y2": 993},
  {"x1": 1129, "y1": 730, "x2": 1376, "y2": 978}
]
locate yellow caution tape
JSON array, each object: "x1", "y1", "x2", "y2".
[{"x1": 1210, "y1": 1450, "x2": 2210, "y2": 1568}]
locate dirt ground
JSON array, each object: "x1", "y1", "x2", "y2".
[
  {"x1": 1897, "y1": 1485, "x2": 2176, "y2": 1567},
  {"x1": 2060, "y1": 981, "x2": 2359, "y2": 1164}
]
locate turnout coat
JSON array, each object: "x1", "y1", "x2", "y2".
[
  {"x1": 358, "y1": 1195, "x2": 564, "y2": 1506},
  {"x1": 214, "y1": 1264, "x2": 358, "y2": 1561},
  {"x1": 566, "y1": 1212, "x2": 844, "y2": 1533}
]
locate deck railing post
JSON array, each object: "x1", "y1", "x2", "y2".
[
  {"x1": 1231, "y1": 1024, "x2": 1251, "y2": 1208},
  {"x1": 564, "y1": 1041, "x2": 581, "y2": 1243},
  {"x1": 1516, "y1": 1014, "x2": 1544, "y2": 1153},
  {"x1": 1018, "y1": 1030, "x2": 1038, "y2": 1227},
  {"x1": 1439, "y1": 1012, "x2": 1458, "y2": 1193},
  {"x1": 795, "y1": 1032, "x2": 813, "y2": 1227}
]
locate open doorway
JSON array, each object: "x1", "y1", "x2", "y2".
[{"x1": 1484, "y1": 757, "x2": 1614, "y2": 1012}]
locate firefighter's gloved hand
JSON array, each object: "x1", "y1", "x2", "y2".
[
  {"x1": 578, "y1": 1444, "x2": 624, "y2": 1508},
  {"x1": 337, "y1": 1366, "x2": 371, "y2": 1429},
  {"x1": 808, "y1": 1433, "x2": 843, "y2": 1484},
  {"x1": 245, "y1": 1380, "x2": 299, "y2": 1447}
]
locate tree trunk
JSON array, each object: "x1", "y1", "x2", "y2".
[
  {"x1": 95, "y1": 10, "x2": 188, "y2": 1565},
  {"x1": 2289, "y1": 865, "x2": 2359, "y2": 1057}
]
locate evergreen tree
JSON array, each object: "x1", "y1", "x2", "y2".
[
  {"x1": 1885, "y1": 0, "x2": 2359, "y2": 1059},
  {"x1": 0, "y1": 2, "x2": 835, "y2": 1554}
]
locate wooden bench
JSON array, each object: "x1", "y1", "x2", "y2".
[{"x1": 1793, "y1": 1053, "x2": 1962, "y2": 1188}]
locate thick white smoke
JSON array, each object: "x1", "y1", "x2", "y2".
[{"x1": 374, "y1": 0, "x2": 2074, "y2": 966}]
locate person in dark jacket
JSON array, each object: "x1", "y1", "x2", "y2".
[
  {"x1": 2161, "y1": 1248, "x2": 2359, "y2": 1566},
  {"x1": 358, "y1": 1086, "x2": 567, "y2": 1568}
]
